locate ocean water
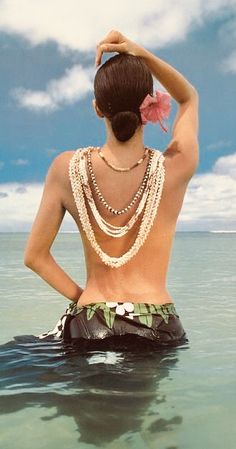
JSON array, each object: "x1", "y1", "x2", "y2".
[{"x1": 0, "y1": 231, "x2": 235, "y2": 449}]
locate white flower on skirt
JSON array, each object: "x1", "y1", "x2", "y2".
[{"x1": 105, "y1": 301, "x2": 135, "y2": 315}]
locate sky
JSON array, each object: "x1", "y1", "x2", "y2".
[{"x1": 0, "y1": 0, "x2": 236, "y2": 232}]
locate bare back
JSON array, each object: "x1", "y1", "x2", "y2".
[
  {"x1": 51, "y1": 88, "x2": 199, "y2": 307},
  {"x1": 59, "y1": 145, "x2": 192, "y2": 306},
  {"x1": 23, "y1": 34, "x2": 199, "y2": 311}
]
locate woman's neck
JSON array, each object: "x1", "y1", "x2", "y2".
[{"x1": 101, "y1": 124, "x2": 146, "y2": 164}]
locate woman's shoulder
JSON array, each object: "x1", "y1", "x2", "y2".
[
  {"x1": 51, "y1": 147, "x2": 89, "y2": 164},
  {"x1": 49, "y1": 147, "x2": 93, "y2": 177}
]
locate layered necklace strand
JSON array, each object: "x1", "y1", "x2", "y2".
[
  {"x1": 98, "y1": 147, "x2": 149, "y2": 172},
  {"x1": 87, "y1": 147, "x2": 152, "y2": 215},
  {"x1": 69, "y1": 147, "x2": 165, "y2": 268},
  {"x1": 80, "y1": 149, "x2": 154, "y2": 237}
]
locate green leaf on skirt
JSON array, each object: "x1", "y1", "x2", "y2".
[
  {"x1": 138, "y1": 314, "x2": 153, "y2": 327},
  {"x1": 103, "y1": 308, "x2": 115, "y2": 329},
  {"x1": 134, "y1": 303, "x2": 149, "y2": 314},
  {"x1": 86, "y1": 307, "x2": 96, "y2": 321}
]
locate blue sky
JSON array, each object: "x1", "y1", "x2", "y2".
[{"x1": 0, "y1": 0, "x2": 235, "y2": 231}]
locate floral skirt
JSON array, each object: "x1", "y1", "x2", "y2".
[{"x1": 38, "y1": 301, "x2": 188, "y2": 350}]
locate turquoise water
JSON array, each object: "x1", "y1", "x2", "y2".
[{"x1": 0, "y1": 232, "x2": 235, "y2": 449}]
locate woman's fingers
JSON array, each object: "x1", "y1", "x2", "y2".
[
  {"x1": 95, "y1": 30, "x2": 126, "y2": 66},
  {"x1": 95, "y1": 44, "x2": 106, "y2": 67},
  {"x1": 95, "y1": 42, "x2": 126, "y2": 66},
  {"x1": 94, "y1": 29, "x2": 145, "y2": 67},
  {"x1": 99, "y1": 30, "x2": 123, "y2": 46}
]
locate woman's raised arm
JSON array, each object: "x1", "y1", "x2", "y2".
[{"x1": 96, "y1": 30, "x2": 199, "y2": 181}]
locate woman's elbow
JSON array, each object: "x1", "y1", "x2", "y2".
[
  {"x1": 190, "y1": 86, "x2": 199, "y2": 100},
  {"x1": 24, "y1": 250, "x2": 46, "y2": 269},
  {"x1": 24, "y1": 251, "x2": 36, "y2": 268},
  {"x1": 24, "y1": 248, "x2": 50, "y2": 270}
]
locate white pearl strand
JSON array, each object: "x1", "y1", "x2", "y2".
[
  {"x1": 87, "y1": 147, "x2": 152, "y2": 215},
  {"x1": 69, "y1": 147, "x2": 165, "y2": 268},
  {"x1": 80, "y1": 151, "x2": 155, "y2": 237}
]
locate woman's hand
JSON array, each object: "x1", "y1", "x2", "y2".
[{"x1": 95, "y1": 30, "x2": 146, "y2": 67}]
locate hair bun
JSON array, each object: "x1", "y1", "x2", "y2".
[{"x1": 111, "y1": 111, "x2": 140, "y2": 142}]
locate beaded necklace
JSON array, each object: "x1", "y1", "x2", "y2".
[
  {"x1": 69, "y1": 147, "x2": 165, "y2": 268},
  {"x1": 98, "y1": 147, "x2": 149, "y2": 172},
  {"x1": 87, "y1": 147, "x2": 152, "y2": 215},
  {"x1": 81, "y1": 150, "x2": 154, "y2": 237}
]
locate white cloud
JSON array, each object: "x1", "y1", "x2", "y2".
[
  {"x1": 223, "y1": 51, "x2": 236, "y2": 74},
  {"x1": 15, "y1": 186, "x2": 27, "y2": 194},
  {"x1": 12, "y1": 89, "x2": 56, "y2": 112},
  {"x1": 11, "y1": 158, "x2": 29, "y2": 166},
  {"x1": 0, "y1": 1, "x2": 184, "y2": 51},
  {"x1": 1, "y1": 0, "x2": 234, "y2": 112},
  {"x1": 177, "y1": 152, "x2": 236, "y2": 230},
  {"x1": 0, "y1": 0, "x2": 234, "y2": 52},
  {"x1": 218, "y1": 13, "x2": 236, "y2": 73},
  {"x1": 206, "y1": 140, "x2": 232, "y2": 150},
  {"x1": 11, "y1": 64, "x2": 94, "y2": 112},
  {"x1": 212, "y1": 152, "x2": 236, "y2": 178},
  {"x1": 0, "y1": 192, "x2": 8, "y2": 198},
  {"x1": 0, "y1": 183, "x2": 76, "y2": 232},
  {"x1": 0, "y1": 152, "x2": 236, "y2": 232}
]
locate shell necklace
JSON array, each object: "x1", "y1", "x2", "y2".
[
  {"x1": 87, "y1": 147, "x2": 152, "y2": 215},
  {"x1": 81, "y1": 150, "x2": 153, "y2": 237},
  {"x1": 69, "y1": 146, "x2": 165, "y2": 268}
]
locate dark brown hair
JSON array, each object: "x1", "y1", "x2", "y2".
[{"x1": 94, "y1": 53, "x2": 153, "y2": 142}]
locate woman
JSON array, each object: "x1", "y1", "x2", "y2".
[{"x1": 24, "y1": 30, "x2": 199, "y2": 348}]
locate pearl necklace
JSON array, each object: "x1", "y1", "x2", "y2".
[
  {"x1": 87, "y1": 147, "x2": 153, "y2": 215},
  {"x1": 80, "y1": 150, "x2": 154, "y2": 237},
  {"x1": 69, "y1": 147, "x2": 165, "y2": 268}
]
